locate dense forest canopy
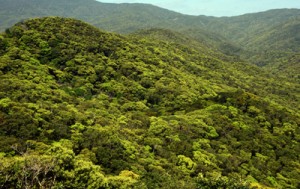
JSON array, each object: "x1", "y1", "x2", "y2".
[
  {"x1": 0, "y1": 16, "x2": 299, "y2": 189},
  {"x1": 0, "y1": 0, "x2": 299, "y2": 82}
]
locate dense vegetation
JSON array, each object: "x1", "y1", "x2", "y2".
[
  {"x1": 0, "y1": 17, "x2": 299, "y2": 189},
  {"x1": 1, "y1": 0, "x2": 300, "y2": 76}
]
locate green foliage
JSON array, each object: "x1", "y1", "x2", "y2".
[
  {"x1": 196, "y1": 174, "x2": 251, "y2": 189},
  {"x1": 1, "y1": 1, "x2": 299, "y2": 74},
  {"x1": 0, "y1": 17, "x2": 299, "y2": 188}
]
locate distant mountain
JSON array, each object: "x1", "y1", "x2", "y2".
[
  {"x1": 1, "y1": 0, "x2": 299, "y2": 40},
  {"x1": 0, "y1": 0, "x2": 240, "y2": 66},
  {"x1": 0, "y1": 0, "x2": 201, "y2": 33},
  {"x1": 210, "y1": 9, "x2": 300, "y2": 44},
  {"x1": 211, "y1": 9, "x2": 300, "y2": 67},
  {"x1": 240, "y1": 20, "x2": 300, "y2": 68},
  {"x1": 1, "y1": 0, "x2": 299, "y2": 74},
  {"x1": 0, "y1": 17, "x2": 299, "y2": 189},
  {"x1": 129, "y1": 28, "x2": 239, "y2": 62},
  {"x1": 246, "y1": 20, "x2": 300, "y2": 52},
  {"x1": 1, "y1": 1, "x2": 299, "y2": 39}
]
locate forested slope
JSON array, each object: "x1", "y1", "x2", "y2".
[
  {"x1": 0, "y1": 17, "x2": 299, "y2": 189},
  {"x1": 1, "y1": 0, "x2": 299, "y2": 79},
  {"x1": 129, "y1": 28, "x2": 238, "y2": 62},
  {"x1": 212, "y1": 10, "x2": 300, "y2": 67},
  {"x1": 0, "y1": 0, "x2": 201, "y2": 33}
]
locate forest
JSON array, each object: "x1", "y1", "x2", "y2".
[
  {"x1": 0, "y1": 1, "x2": 299, "y2": 188},
  {"x1": 0, "y1": 16, "x2": 299, "y2": 189},
  {"x1": 1, "y1": 0, "x2": 299, "y2": 80}
]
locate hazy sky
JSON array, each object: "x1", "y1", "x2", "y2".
[{"x1": 97, "y1": 0, "x2": 300, "y2": 17}]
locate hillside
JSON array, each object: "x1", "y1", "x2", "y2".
[
  {"x1": 265, "y1": 53, "x2": 300, "y2": 83},
  {"x1": 0, "y1": 0, "x2": 200, "y2": 33},
  {"x1": 211, "y1": 9, "x2": 300, "y2": 67},
  {"x1": 0, "y1": 17, "x2": 299, "y2": 189},
  {"x1": 210, "y1": 9, "x2": 300, "y2": 44},
  {"x1": 1, "y1": 0, "x2": 299, "y2": 77},
  {"x1": 0, "y1": 0, "x2": 228, "y2": 57},
  {"x1": 129, "y1": 28, "x2": 239, "y2": 62},
  {"x1": 0, "y1": 0, "x2": 241, "y2": 56}
]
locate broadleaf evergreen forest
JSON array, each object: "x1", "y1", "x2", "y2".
[{"x1": 0, "y1": 0, "x2": 299, "y2": 189}]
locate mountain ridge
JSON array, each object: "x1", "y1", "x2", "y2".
[{"x1": 1, "y1": 0, "x2": 299, "y2": 73}]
